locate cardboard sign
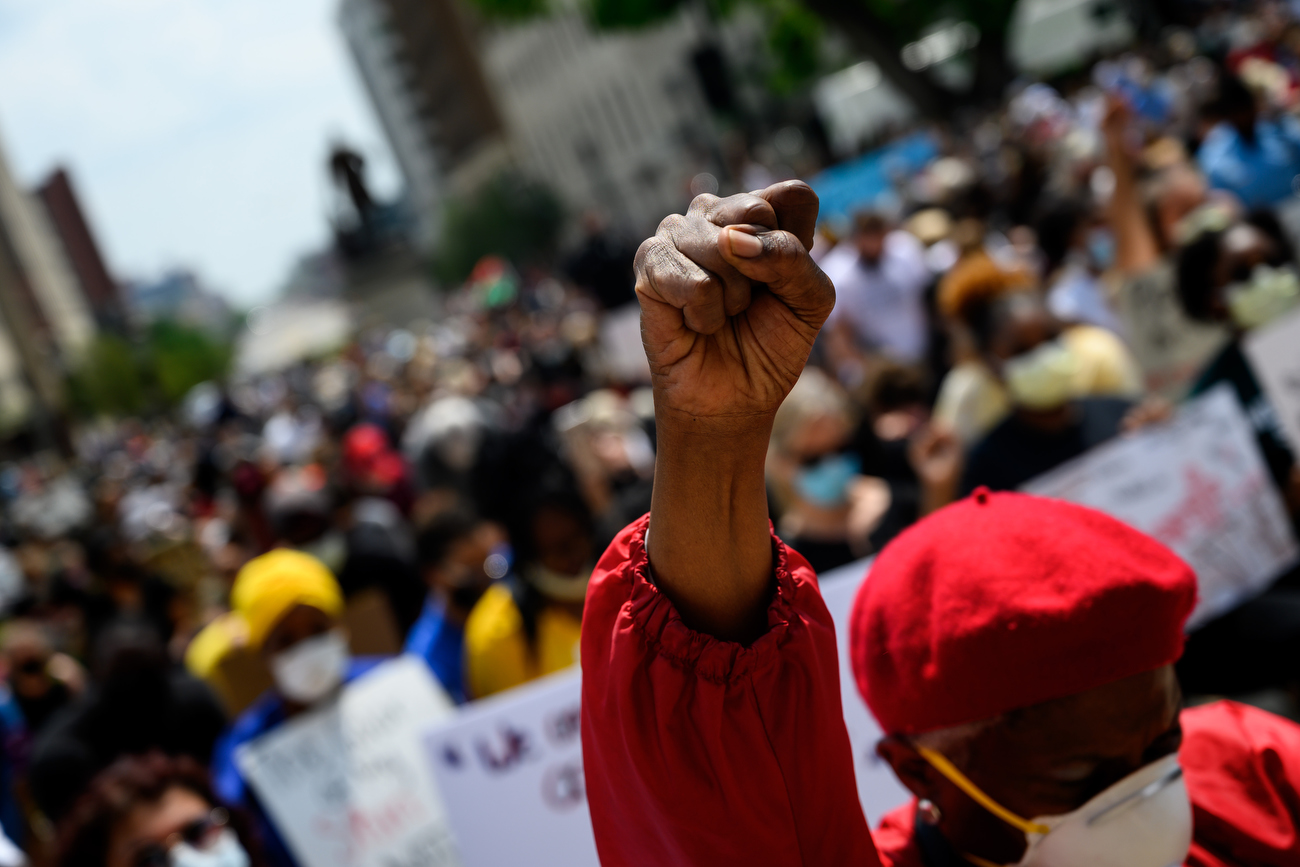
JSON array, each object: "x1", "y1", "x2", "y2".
[
  {"x1": 1244, "y1": 303, "x2": 1300, "y2": 452},
  {"x1": 1024, "y1": 384, "x2": 1298, "y2": 628},
  {"x1": 423, "y1": 560, "x2": 911, "y2": 867},
  {"x1": 236, "y1": 656, "x2": 460, "y2": 867}
]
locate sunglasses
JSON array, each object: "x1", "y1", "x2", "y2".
[{"x1": 132, "y1": 808, "x2": 230, "y2": 867}]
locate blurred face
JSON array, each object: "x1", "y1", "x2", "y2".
[
  {"x1": 1154, "y1": 169, "x2": 1207, "y2": 249},
  {"x1": 6, "y1": 637, "x2": 51, "y2": 700},
  {"x1": 856, "y1": 229, "x2": 886, "y2": 264},
  {"x1": 431, "y1": 523, "x2": 505, "y2": 613},
  {"x1": 262, "y1": 604, "x2": 337, "y2": 659},
  {"x1": 1216, "y1": 223, "x2": 1282, "y2": 290},
  {"x1": 879, "y1": 666, "x2": 1182, "y2": 865},
  {"x1": 531, "y1": 508, "x2": 593, "y2": 577},
  {"x1": 987, "y1": 298, "x2": 1060, "y2": 368},
  {"x1": 107, "y1": 786, "x2": 217, "y2": 867},
  {"x1": 784, "y1": 413, "x2": 852, "y2": 465}
]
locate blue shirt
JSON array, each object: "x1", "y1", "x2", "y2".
[
  {"x1": 211, "y1": 657, "x2": 385, "y2": 867},
  {"x1": 404, "y1": 596, "x2": 468, "y2": 704},
  {"x1": 1198, "y1": 117, "x2": 1300, "y2": 209}
]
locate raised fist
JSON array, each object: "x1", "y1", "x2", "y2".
[{"x1": 635, "y1": 181, "x2": 834, "y2": 427}]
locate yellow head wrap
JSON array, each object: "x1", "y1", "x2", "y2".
[{"x1": 230, "y1": 549, "x2": 344, "y2": 649}]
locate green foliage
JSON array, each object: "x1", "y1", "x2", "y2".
[
  {"x1": 588, "y1": 0, "x2": 684, "y2": 28},
  {"x1": 66, "y1": 321, "x2": 231, "y2": 418},
  {"x1": 433, "y1": 172, "x2": 565, "y2": 286},
  {"x1": 68, "y1": 334, "x2": 146, "y2": 417},
  {"x1": 470, "y1": 0, "x2": 549, "y2": 20},
  {"x1": 145, "y1": 321, "x2": 231, "y2": 405},
  {"x1": 765, "y1": 2, "x2": 823, "y2": 94}
]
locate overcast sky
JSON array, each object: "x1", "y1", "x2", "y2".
[{"x1": 0, "y1": 0, "x2": 400, "y2": 306}]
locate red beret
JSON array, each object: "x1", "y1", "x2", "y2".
[{"x1": 850, "y1": 489, "x2": 1197, "y2": 736}]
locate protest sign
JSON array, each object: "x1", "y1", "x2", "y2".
[
  {"x1": 818, "y1": 559, "x2": 917, "y2": 821},
  {"x1": 236, "y1": 656, "x2": 460, "y2": 867},
  {"x1": 1244, "y1": 304, "x2": 1300, "y2": 452},
  {"x1": 426, "y1": 670, "x2": 597, "y2": 867},
  {"x1": 1024, "y1": 384, "x2": 1298, "y2": 628},
  {"x1": 424, "y1": 559, "x2": 911, "y2": 867}
]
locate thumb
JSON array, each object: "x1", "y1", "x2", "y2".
[{"x1": 719, "y1": 226, "x2": 834, "y2": 320}]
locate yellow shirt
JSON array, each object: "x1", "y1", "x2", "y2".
[{"x1": 464, "y1": 583, "x2": 581, "y2": 699}]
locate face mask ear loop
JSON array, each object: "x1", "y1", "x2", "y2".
[{"x1": 915, "y1": 746, "x2": 1052, "y2": 837}]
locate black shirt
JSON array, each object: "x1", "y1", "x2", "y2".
[{"x1": 960, "y1": 398, "x2": 1133, "y2": 495}]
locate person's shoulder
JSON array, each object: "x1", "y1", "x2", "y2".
[
  {"x1": 464, "y1": 583, "x2": 524, "y2": 650},
  {"x1": 819, "y1": 243, "x2": 860, "y2": 279},
  {"x1": 1181, "y1": 699, "x2": 1300, "y2": 760}
]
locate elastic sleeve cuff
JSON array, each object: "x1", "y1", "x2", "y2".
[{"x1": 593, "y1": 513, "x2": 808, "y2": 684}]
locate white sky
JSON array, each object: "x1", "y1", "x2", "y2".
[{"x1": 0, "y1": 0, "x2": 400, "y2": 306}]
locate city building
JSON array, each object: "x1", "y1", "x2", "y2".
[
  {"x1": 338, "y1": 0, "x2": 723, "y2": 253},
  {"x1": 36, "y1": 168, "x2": 127, "y2": 332},
  {"x1": 338, "y1": 0, "x2": 508, "y2": 250},
  {"x1": 125, "y1": 268, "x2": 233, "y2": 334},
  {"x1": 0, "y1": 127, "x2": 102, "y2": 429}
]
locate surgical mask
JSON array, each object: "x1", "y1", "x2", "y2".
[
  {"x1": 918, "y1": 747, "x2": 1191, "y2": 867},
  {"x1": 1225, "y1": 264, "x2": 1300, "y2": 330},
  {"x1": 270, "y1": 629, "x2": 348, "y2": 704},
  {"x1": 526, "y1": 564, "x2": 593, "y2": 603},
  {"x1": 1002, "y1": 340, "x2": 1079, "y2": 411},
  {"x1": 794, "y1": 453, "x2": 862, "y2": 508},
  {"x1": 1086, "y1": 228, "x2": 1115, "y2": 271},
  {"x1": 170, "y1": 830, "x2": 251, "y2": 867}
]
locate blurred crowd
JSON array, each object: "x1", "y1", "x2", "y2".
[{"x1": 0, "y1": 3, "x2": 1299, "y2": 866}]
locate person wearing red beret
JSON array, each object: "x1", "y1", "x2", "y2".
[{"x1": 580, "y1": 182, "x2": 1300, "y2": 867}]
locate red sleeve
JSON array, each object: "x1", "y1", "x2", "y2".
[
  {"x1": 1182, "y1": 700, "x2": 1300, "y2": 866},
  {"x1": 580, "y1": 515, "x2": 881, "y2": 866}
]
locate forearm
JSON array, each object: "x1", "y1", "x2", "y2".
[
  {"x1": 1105, "y1": 129, "x2": 1160, "y2": 273},
  {"x1": 648, "y1": 409, "x2": 775, "y2": 642}
]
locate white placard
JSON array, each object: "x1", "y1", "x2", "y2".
[
  {"x1": 425, "y1": 670, "x2": 597, "y2": 867},
  {"x1": 1024, "y1": 384, "x2": 1298, "y2": 628},
  {"x1": 236, "y1": 656, "x2": 460, "y2": 867},
  {"x1": 423, "y1": 561, "x2": 911, "y2": 867},
  {"x1": 1244, "y1": 304, "x2": 1300, "y2": 452},
  {"x1": 818, "y1": 559, "x2": 916, "y2": 822}
]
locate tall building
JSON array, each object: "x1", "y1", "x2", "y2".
[
  {"x1": 339, "y1": 0, "x2": 509, "y2": 249},
  {"x1": 338, "y1": 0, "x2": 722, "y2": 251},
  {"x1": 36, "y1": 168, "x2": 127, "y2": 332},
  {"x1": 0, "y1": 127, "x2": 100, "y2": 429}
]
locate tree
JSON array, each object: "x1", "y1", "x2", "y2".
[
  {"x1": 467, "y1": 0, "x2": 1024, "y2": 116},
  {"x1": 434, "y1": 172, "x2": 565, "y2": 286}
]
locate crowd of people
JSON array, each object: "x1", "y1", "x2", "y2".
[{"x1": 0, "y1": 3, "x2": 1296, "y2": 866}]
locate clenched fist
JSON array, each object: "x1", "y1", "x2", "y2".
[{"x1": 635, "y1": 180, "x2": 834, "y2": 426}]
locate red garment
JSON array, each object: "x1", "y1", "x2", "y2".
[
  {"x1": 581, "y1": 515, "x2": 881, "y2": 866},
  {"x1": 582, "y1": 518, "x2": 1300, "y2": 866}
]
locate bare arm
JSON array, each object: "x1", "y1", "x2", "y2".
[
  {"x1": 1103, "y1": 97, "x2": 1162, "y2": 275},
  {"x1": 635, "y1": 182, "x2": 834, "y2": 642}
]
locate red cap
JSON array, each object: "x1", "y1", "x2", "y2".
[{"x1": 850, "y1": 489, "x2": 1197, "y2": 736}]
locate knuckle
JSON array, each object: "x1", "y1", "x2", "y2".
[
  {"x1": 657, "y1": 213, "x2": 688, "y2": 236},
  {"x1": 688, "y1": 193, "x2": 720, "y2": 216}
]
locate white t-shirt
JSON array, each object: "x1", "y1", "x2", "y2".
[{"x1": 821, "y1": 232, "x2": 931, "y2": 363}]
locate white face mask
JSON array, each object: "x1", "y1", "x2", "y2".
[
  {"x1": 1225, "y1": 264, "x2": 1300, "y2": 330},
  {"x1": 1002, "y1": 339, "x2": 1079, "y2": 411},
  {"x1": 270, "y1": 629, "x2": 348, "y2": 704},
  {"x1": 526, "y1": 564, "x2": 593, "y2": 603},
  {"x1": 918, "y1": 747, "x2": 1191, "y2": 867},
  {"x1": 170, "y1": 829, "x2": 251, "y2": 867}
]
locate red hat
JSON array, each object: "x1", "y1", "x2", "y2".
[{"x1": 850, "y1": 489, "x2": 1197, "y2": 736}]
